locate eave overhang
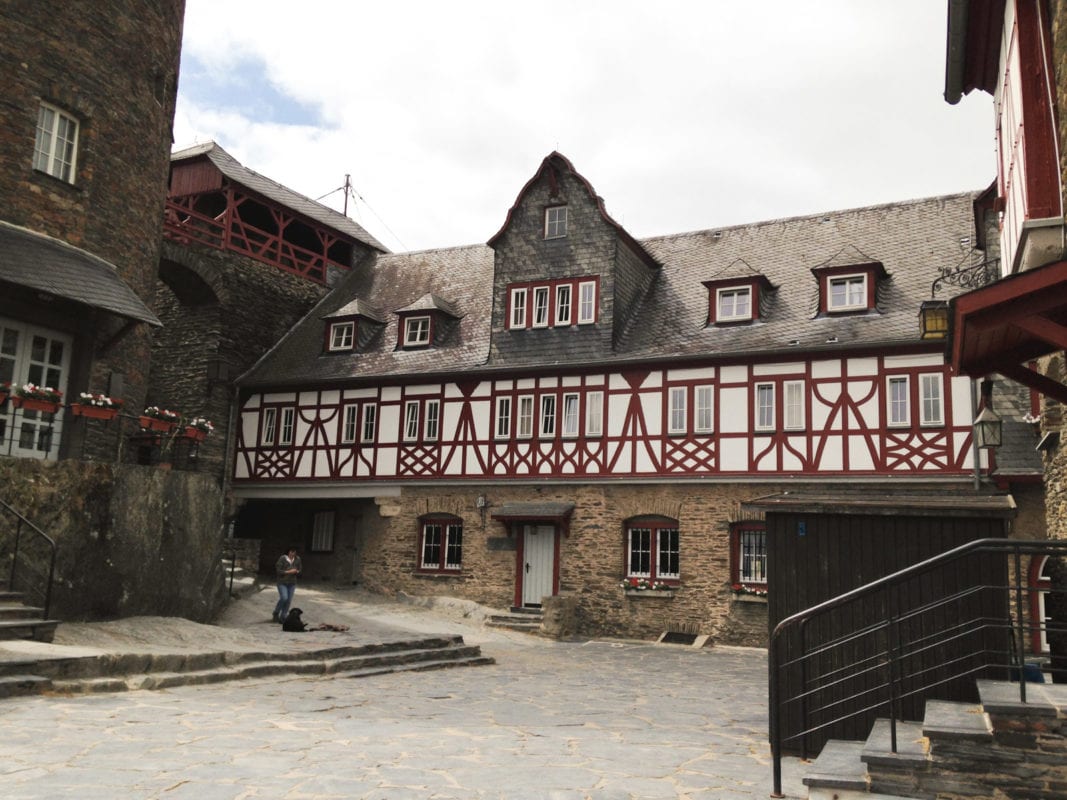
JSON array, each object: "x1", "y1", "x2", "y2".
[
  {"x1": 0, "y1": 221, "x2": 161, "y2": 326},
  {"x1": 950, "y1": 258, "x2": 1067, "y2": 404}
]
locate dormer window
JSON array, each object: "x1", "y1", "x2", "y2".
[
  {"x1": 717, "y1": 287, "x2": 752, "y2": 322},
  {"x1": 828, "y1": 274, "x2": 867, "y2": 311},
  {"x1": 811, "y1": 251, "x2": 885, "y2": 315},
  {"x1": 404, "y1": 315, "x2": 431, "y2": 347},
  {"x1": 545, "y1": 206, "x2": 568, "y2": 239},
  {"x1": 328, "y1": 321, "x2": 355, "y2": 351},
  {"x1": 507, "y1": 277, "x2": 600, "y2": 329}
]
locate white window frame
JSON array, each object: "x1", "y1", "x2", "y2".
[
  {"x1": 716, "y1": 287, "x2": 752, "y2": 322},
  {"x1": 518, "y1": 395, "x2": 534, "y2": 439},
  {"x1": 404, "y1": 400, "x2": 420, "y2": 441},
  {"x1": 262, "y1": 408, "x2": 278, "y2": 446},
  {"x1": 545, "y1": 206, "x2": 568, "y2": 239},
  {"x1": 920, "y1": 373, "x2": 944, "y2": 426},
  {"x1": 887, "y1": 375, "x2": 910, "y2": 427},
  {"x1": 736, "y1": 525, "x2": 767, "y2": 585},
  {"x1": 695, "y1": 385, "x2": 714, "y2": 434},
  {"x1": 668, "y1": 387, "x2": 687, "y2": 435},
  {"x1": 755, "y1": 383, "x2": 775, "y2": 432},
  {"x1": 586, "y1": 390, "x2": 604, "y2": 437},
  {"x1": 310, "y1": 511, "x2": 335, "y2": 553},
  {"x1": 578, "y1": 281, "x2": 597, "y2": 324},
  {"x1": 555, "y1": 284, "x2": 572, "y2": 326},
  {"x1": 0, "y1": 317, "x2": 72, "y2": 459},
  {"x1": 828, "y1": 273, "x2": 868, "y2": 311},
  {"x1": 329, "y1": 321, "x2": 354, "y2": 351},
  {"x1": 33, "y1": 102, "x2": 79, "y2": 183},
  {"x1": 539, "y1": 394, "x2": 556, "y2": 437},
  {"x1": 532, "y1": 287, "x2": 550, "y2": 328},
  {"x1": 424, "y1": 399, "x2": 440, "y2": 441},
  {"x1": 784, "y1": 380, "x2": 805, "y2": 431},
  {"x1": 562, "y1": 392, "x2": 580, "y2": 437},
  {"x1": 279, "y1": 407, "x2": 296, "y2": 446},
  {"x1": 361, "y1": 403, "x2": 377, "y2": 443},
  {"x1": 342, "y1": 404, "x2": 359, "y2": 443},
  {"x1": 510, "y1": 288, "x2": 527, "y2": 329},
  {"x1": 420, "y1": 518, "x2": 463, "y2": 572},
  {"x1": 625, "y1": 522, "x2": 680, "y2": 582},
  {"x1": 404, "y1": 316, "x2": 431, "y2": 347},
  {"x1": 495, "y1": 396, "x2": 512, "y2": 439}
]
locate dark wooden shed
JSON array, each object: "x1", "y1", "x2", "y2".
[{"x1": 743, "y1": 491, "x2": 1017, "y2": 754}]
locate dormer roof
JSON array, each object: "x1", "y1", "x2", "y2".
[
  {"x1": 394, "y1": 293, "x2": 462, "y2": 318},
  {"x1": 487, "y1": 151, "x2": 660, "y2": 270},
  {"x1": 323, "y1": 298, "x2": 385, "y2": 324}
]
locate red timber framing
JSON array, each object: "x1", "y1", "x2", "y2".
[
  {"x1": 233, "y1": 353, "x2": 980, "y2": 483},
  {"x1": 164, "y1": 187, "x2": 352, "y2": 284},
  {"x1": 951, "y1": 259, "x2": 1067, "y2": 405}
]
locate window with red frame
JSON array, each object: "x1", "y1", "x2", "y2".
[
  {"x1": 419, "y1": 515, "x2": 463, "y2": 573},
  {"x1": 625, "y1": 516, "x2": 680, "y2": 583},
  {"x1": 730, "y1": 522, "x2": 767, "y2": 592}
]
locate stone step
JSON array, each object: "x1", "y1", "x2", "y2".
[
  {"x1": 922, "y1": 700, "x2": 992, "y2": 743},
  {"x1": 803, "y1": 739, "x2": 869, "y2": 793},
  {"x1": 48, "y1": 643, "x2": 495, "y2": 695},
  {"x1": 0, "y1": 618, "x2": 58, "y2": 642},
  {"x1": 0, "y1": 604, "x2": 45, "y2": 620},
  {"x1": 861, "y1": 719, "x2": 929, "y2": 767},
  {"x1": 0, "y1": 673, "x2": 53, "y2": 699}
]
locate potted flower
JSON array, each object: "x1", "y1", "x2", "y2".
[
  {"x1": 140, "y1": 406, "x2": 182, "y2": 432},
  {"x1": 10, "y1": 383, "x2": 63, "y2": 414},
  {"x1": 182, "y1": 417, "x2": 214, "y2": 442},
  {"x1": 70, "y1": 391, "x2": 123, "y2": 420}
]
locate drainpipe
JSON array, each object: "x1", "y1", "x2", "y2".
[{"x1": 972, "y1": 378, "x2": 981, "y2": 491}]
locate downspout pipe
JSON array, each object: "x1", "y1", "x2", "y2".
[{"x1": 945, "y1": 0, "x2": 970, "y2": 105}]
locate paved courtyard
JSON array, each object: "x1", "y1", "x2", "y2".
[{"x1": 0, "y1": 591, "x2": 806, "y2": 799}]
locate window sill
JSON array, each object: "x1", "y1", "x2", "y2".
[
  {"x1": 623, "y1": 589, "x2": 677, "y2": 598},
  {"x1": 415, "y1": 571, "x2": 464, "y2": 579},
  {"x1": 732, "y1": 593, "x2": 767, "y2": 604}
]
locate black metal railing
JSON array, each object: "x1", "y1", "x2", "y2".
[
  {"x1": 769, "y1": 538, "x2": 1067, "y2": 797},
  {"x1": 0, "y1": 498, "x2": 57, "y2": 619}
]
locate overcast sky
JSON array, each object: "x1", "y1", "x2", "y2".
[{"x1": 174, "y1": 1, "x2": 995, "y2": 254}]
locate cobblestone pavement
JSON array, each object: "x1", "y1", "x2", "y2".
[{"x1": 0, "y1": 590, "x2": 806, "y2": 799}]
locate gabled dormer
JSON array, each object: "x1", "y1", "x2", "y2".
[
  {"x1": 810, "y1": 246, "x2": 888, "y2": 316},
  {"x1": 703, "y1": 259, "x2": 776, "y2": 326},
  {"x1": 486, "y1": 152, "x2": 659, "y2": 362},
  {"x1": 394, "y1": 293, "x2": 461, "y2": 350},
  {"x1": 321, "y1": 299, "x2": 385, "y2": 353}
]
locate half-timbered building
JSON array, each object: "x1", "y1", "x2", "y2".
[{"x1": 230, "y1": 152, "x2": 1041, "y2": 641}]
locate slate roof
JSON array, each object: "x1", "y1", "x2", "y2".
[
  {"x1": 239, "y1": 192, "x2": 980, "y2": 387},
  {"x1": 0, "y1": 221, "x2": 160, "y2": 325},
  {"x1": 171, "y1": 142, "x2": 390, "y2": 254}
]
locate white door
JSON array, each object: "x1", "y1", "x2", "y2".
[
  {"x1": 522, "y1": 524, "x2": 555, "y2": 607},
  {"x1": 0, "y1": 317, "x2": 71, "y2": 459}
]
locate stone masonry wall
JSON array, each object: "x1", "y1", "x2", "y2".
[
  {"x1": 0, "y1": 1, "x2": 185, "y2": 451},
  {"x1": 0, "y1": 457, "x2": 227, "y2": 622},
  {"x1": 151, "y1": 240, "x2": 330, "y2": 480},
  {"x1": 354, "y1": 481, "x2": 789, "y2": 641}
]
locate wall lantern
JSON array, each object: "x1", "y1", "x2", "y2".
[
  {"x1": 919, "y1": 299, "x2": 950, "y2": 340},
  {"x1": 973, "y1": 379, "x2": 1002, "y2": 449}
]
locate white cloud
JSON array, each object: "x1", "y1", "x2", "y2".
[{"x1": 175, "y1": 0, "x2": 994, "y2": 252}]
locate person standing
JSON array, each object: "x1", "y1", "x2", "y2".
[{"x1": 272, "y1": 546, "x2": 302, "y2": 624}]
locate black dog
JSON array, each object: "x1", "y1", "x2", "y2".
[{"x1": 282, "y1": 607, "x2": 307, "y2": 632}]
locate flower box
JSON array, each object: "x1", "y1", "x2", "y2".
[
  {"x1": 182, "y1": 426, "x2": 207, "y2": 442},
  {"x1": 71, "y1": 404, "x2": 120, "y2": 421},
  {"x1": 140, "y1": 415, "x2": 177, "y2": 433},
  {"x1": 11, "y1": 396, "x2": 61, "y2": 414}
]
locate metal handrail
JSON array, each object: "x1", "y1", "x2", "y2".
[
  {"x1": 769, "y1": 538, "x2": 1067, "y2": 797},
  {"x1": 0, "y1": 498, "x2": 57, "y2": 619}
]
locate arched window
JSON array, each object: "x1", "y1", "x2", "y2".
[
  {"x1": 624, "y1": 516, "x2": 679, "y2": 584},
  {"x1": 418, "y1": 514, "x2": 463, "y2": 574}
]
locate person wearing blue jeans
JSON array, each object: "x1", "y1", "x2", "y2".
[{"x1": 272, "y1": 547, "x2": 302, "y2": 624}]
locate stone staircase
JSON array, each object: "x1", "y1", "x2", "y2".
[
  {"x1": 0, "y1": 583, "x2": 58, "y2": 643},
  {"x1": 803, "y1": 679, "x2": 1067, "y2": 800},
  {"x1": 485, "y1": 606, "x2": 544, "y2": 634},
  {"x1": 0, "y1": 634, "x2": 494, "y2": 699}
]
